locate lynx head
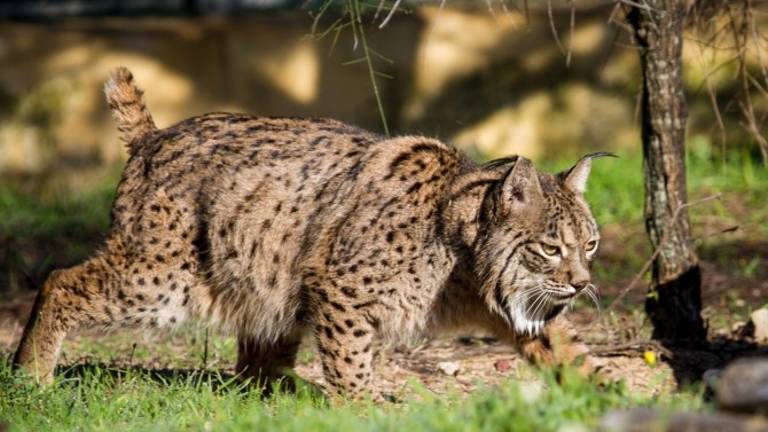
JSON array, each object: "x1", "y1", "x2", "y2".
[{"x1": 476, "y1": 153, "x2": 614, "y2": 335}]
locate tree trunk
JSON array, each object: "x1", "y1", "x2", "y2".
[{"x1": 628, "y1": 1, "x2": 706, "y2": 344}]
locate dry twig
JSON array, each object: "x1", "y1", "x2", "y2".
[
  {"x1": 378, "y1": 0, "x2": 403, "y2": 29},
  {"x1": 591, "y1": 339, "x2": 673, "y2": 358},
  {"x1": 607, "y1": 194, "x2": 722, "y2": 310},
  {"x1": 547, "y1": 0, "x2": 567, "y2": 57}
]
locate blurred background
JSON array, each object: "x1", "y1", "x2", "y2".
[
  {"x1": 0, "y1": 1, "x2": 766, "y2": 329},
  {"x1": 2, "y1": 1, "x2": 766, "y2": 176}
]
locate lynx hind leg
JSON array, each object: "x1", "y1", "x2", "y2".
[
  {"x1": 13, "y1": 258, "x2": 118, "y2": 383},
  {"x1": 14, "y1": 251, "x2": 196, "y2": 383},
  {"x1": 235, "y1": 330, "x2": 303, "y2": 392}
]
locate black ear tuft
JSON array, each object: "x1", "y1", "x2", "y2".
[
  {"x1": 583, "y1": 151, "x2": 618, "y2": 160},
  {"x1": 482, "y1": 156, "x2": 520, "y2": 170},
  {"x1": 560, "y1": 152, "x2": 617, "y2": 194}
]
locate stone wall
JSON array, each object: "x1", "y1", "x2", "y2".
[{"x1": 0, "y1": 6, "x2": 764, "y2": 181}]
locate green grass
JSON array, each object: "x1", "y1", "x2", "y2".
[
  {"x1": 0, "y1": 172, "x2": 117, "y2": 295},
  {"x1": 0, "y1": 361, "x2": 706, "y2": 432},
  {"x1": 541, "y1": 147, "x2": 768, "y2": 227},
  {"x1": 0, "y1": 173, "x2": 116, "y2": 239}
]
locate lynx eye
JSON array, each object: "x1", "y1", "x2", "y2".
[
  {"x1": 585, "y1": 240, "x2": 598, "y2": 252},
  {"x1": 540, "y1": 244, "x2": 560, "y2": 257}
]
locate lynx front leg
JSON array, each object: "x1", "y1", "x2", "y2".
[
  {"x1": 314, "y1": 306, "x2": 378, "y2": 400},
  {"x1": 509, "y1": 317, "x2": 596, "y2": 375}
]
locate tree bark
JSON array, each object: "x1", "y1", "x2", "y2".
[{"x1": 628, "y1": 1, "x2": 706, "y2": 344}]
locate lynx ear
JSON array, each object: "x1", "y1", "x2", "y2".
[
  {"x1": 560, "y1": 152, "x2": 617, "y2": 195},
  {"x1": 500, "y1": 156, "x2": 543, "y2": 214}
]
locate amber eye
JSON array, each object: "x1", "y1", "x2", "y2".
[
  {"x1": 541, "y1": 244, "x2": 560, "y2": 257},
  {"x1": 585, "y1": 240, "x2": 598, "y2": 252}
]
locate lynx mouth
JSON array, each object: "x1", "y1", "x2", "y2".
[
  {"x1": 550, "y1": 291, "x2": 577, "y2": 304},
  {"x1": 551, "y1": 285, "x2": 578, "y2": 300},
  {"x1": 507, "y1": 295, "x2": 566, "y2": 335},
  {"x1": 542, "y1": 303, "x2": 565, "y2": 320}
]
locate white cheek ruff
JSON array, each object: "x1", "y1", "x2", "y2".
[{"x1": 508, "y1": 299, "x2": 546, "y2": 336}]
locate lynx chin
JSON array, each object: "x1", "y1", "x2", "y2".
[{"x1": 14, "y1": 67, "x2": 612, "y2": 399}]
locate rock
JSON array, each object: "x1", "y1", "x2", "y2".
[
  {"x1": 703, "y1": 368, "x2": 723, "y2": 396},
  {"x1": 717, "y1": 357, "x2": 768, "y2": 415},
  {"x1": 703, "y1": 368, "x2": 723, "y2": 385},
  {"x1": 600, "y1": 408, "x2": 768, "y2": 432},
  {"x1": 494, "y1": 359, "x2": 511, "y2": 373},
  {"x1": 519, "y1": 381, "x2": 544, "y2": 404},
  {"x1": 750, "y1": 309, "x2": 768, "y2": 343},
  {"x1": 556, "y1": 422, "x2": 590, "y2": 432},
  {"x1": 437, "y1": 361, "x2": 460, "y2": 376}
]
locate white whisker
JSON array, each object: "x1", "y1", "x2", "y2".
[
  {"x1": 529, "y1": 291, "x2": 549, "y2": 325},
  {"x1": 522, "y1": 290, "x2": 541, "y2": 319},
  {"x1": 583, "y1": 284, "x2": 601, "y2": 316},
  {"x1": 536, "y1": 293, "x2": 552, "y2": 320}
]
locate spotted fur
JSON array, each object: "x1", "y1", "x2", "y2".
[{"x1": 14, "y1": 67, "x2": 609, "y2": 399}]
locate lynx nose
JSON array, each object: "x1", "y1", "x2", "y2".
[
  {"x1": 569, "y1": 268, "x2": 590, "y2": 292},
  {"x1": 571, "y1": 280, "x2": 589, "y2": 292}
]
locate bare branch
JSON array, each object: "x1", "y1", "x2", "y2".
[
  {"x1": 523, "y1": 0, "x2": 530, "y2": 26},
  {"x1": 607, "y1": 194, "x2": 723, "y2": 310},
  {"x1": 485, "y1": 0, "x2": 496, "y2": 17},
  {"x1": 739, "y1": 99, "x2": 768, "y2": 163},
  {"x1": 706, "y1": 78, "x2": 728, "y2": 157},
  {"x1": 349, "y1": 0, "x2": 390, "y2": 135},
  {"x1": 374, "y1": 0, "x2": 386, "y2": 20},
  {"x1": 618, "y1": 0, "x2": 653, "y2": 12},
  {"x1": 546, "y1": 0, "x2": 567, "y2": 58},
  {"x1": 693, "y1": 225, "x2": 740, "y2": 244},
  {"x1": 379, "y1": 0, "x2": 403, "y2": 29},
  {"x1": 590, "y1": 339, "x2": 673, "y2": 358},
  {"x1": 566, "y1": 0, "x2": 575, "y2": 67},
  {"x1": 691, "y1": 39, "x2": 728, "y2": 155}
]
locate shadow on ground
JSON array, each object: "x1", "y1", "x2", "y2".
[{"x1": 49, "y1": 361, "x2": 326, "y2": 398}]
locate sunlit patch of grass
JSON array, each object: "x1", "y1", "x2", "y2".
[
  {"x1": 64, "y1": 324, "x2": 239, "y2": 372},
  {"x1": 0, "y1": 359, "x2": 707, "y2": 432},
  {"x1": 538, "y1": 148, "x2": 767, "y2": 228}
]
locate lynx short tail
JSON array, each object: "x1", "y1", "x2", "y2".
[{"x1": 104, "y1": 67, "x2": 156, "y2": 149}]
